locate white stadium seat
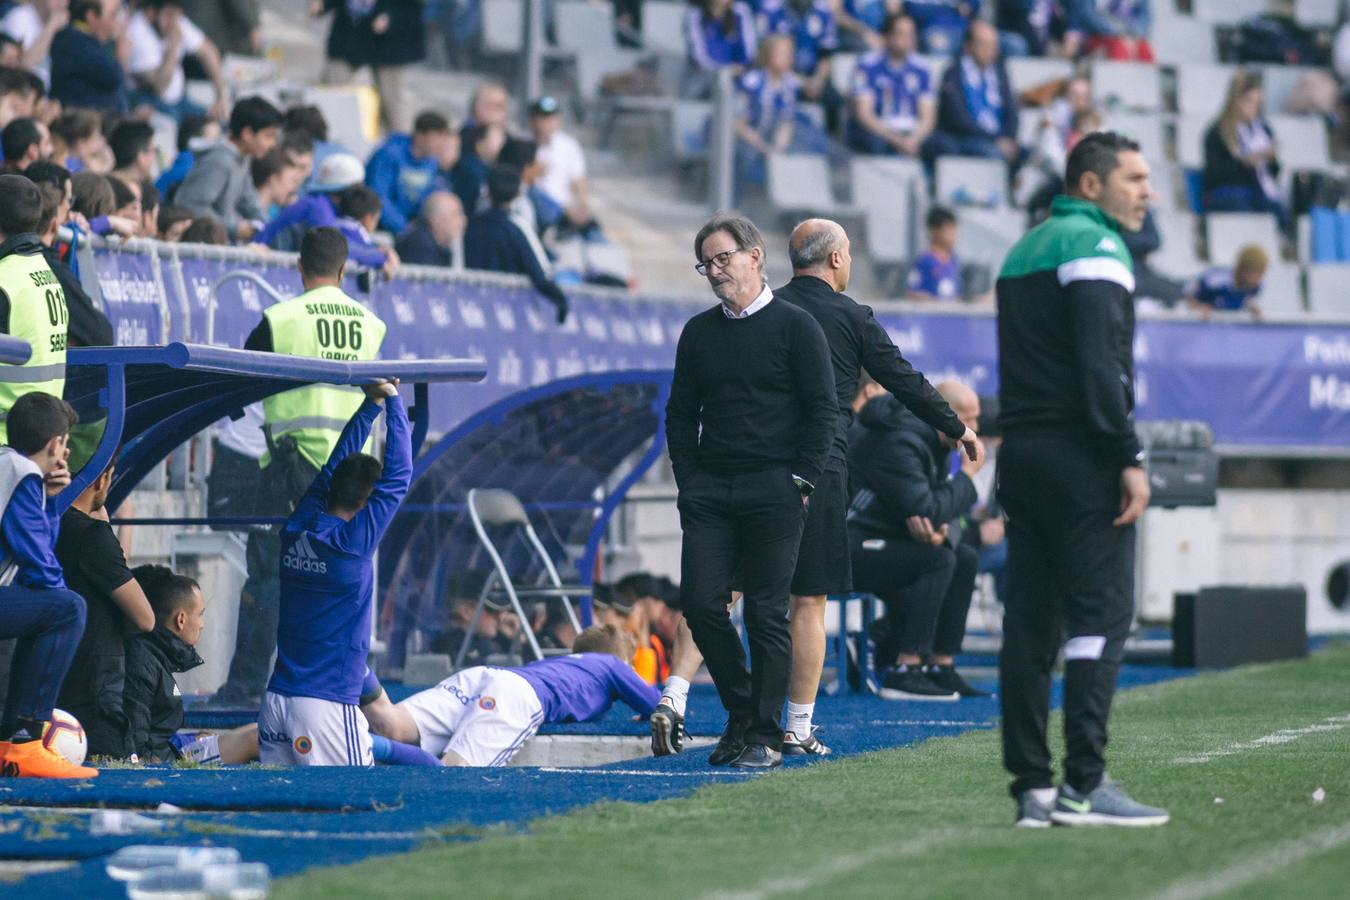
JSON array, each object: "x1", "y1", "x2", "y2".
[
  {"x1": 955, "y1": 206, "x2": 1024, "y2": 268},
  {"x1": 1103, "y1": 111, "x2": 1166, "y2": 168},
  {"x1": 482, "y1": 0, "x2": 524, "y2": 54},
  {"x1": 768, "y1": 153, "x2": 843, "y2": 214},
  {"x1": 555, "y1": 0, "x2": 616, "y2": 51},
  {"x1": 641, "y1": 1, "x2": 688, "y2": 55},
  {"x1": 1258, "y1": 263, "x2": 1306, "y2": 318},
  {"x1": 1206, "y1": 212, "x2": 1280, "y2": 265},
  {"x1": 1293, "y1": 0, "x2": 1339, "y2": 27},
  {"x1": 1091, "y1": 61, "x2": 1161, "y2": 112},
  {"x1": 1151, "y1": 15, "x2": 1218, "y2": 65},
  {"x1": 1175, "y1": 115, "x2": 1208, "y2": 171},
  {"x1": 849, "y1": 156, "x2": 924, "y2": 214},
  {"x1": 1191, "y1": 0, "x2": 1269, "y2": 24},
  {"x1": 935, "y1": 156, "x2": 1007, "y2": 208},
  {"x1": 1269, "y1": 114, "x2": 1331, "y2": 173},
  {"x1": 1262, "y1": 66, "x2": 1320, "y2": 118},
  {"x1": 1175, "y1": 64, "x2": 1237, "y2": 118},
  {"x1": 1151, "y1": 209, "x2": 1204, "y2": 279},
  {"x1": 1306, "y1": 263, "x2": 1350, "y2": 316}
]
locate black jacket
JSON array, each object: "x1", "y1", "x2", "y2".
[
  {"x1": 934, "y1": 56, "x2": 1019, "y2": 142},
  {"x1": 775, "y1": 274, "x2": 963, "y2": 471},
  {"x1": 43, "y1": 245, "x2": 113, "y2": 347},
  {"x1": 1202, "y1": 120, "x2": 1280, "y2": 199},
  {"x1": 395, "y1": 219, "x2": 453, "y2": 267},
  {"x1": 123, "y1": 626, "x2": 204, "y2": 761},
  {"x1": 847, "y1": 394, "x2": 977, "y2": 543},
  {"x1": 323, "y1": 0, "x2": 425, "y2": 68},
  {"x1": 464, "y1": 207, "x2": 568, "y2": 319}
]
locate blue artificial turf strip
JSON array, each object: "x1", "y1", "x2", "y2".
[{"x1": 8, "y1": 664, "x2": 1194, "y2": 898}]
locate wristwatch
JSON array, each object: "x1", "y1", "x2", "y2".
[{"x1": 792, "y1": 474, "x2": 814, "y2": 497}]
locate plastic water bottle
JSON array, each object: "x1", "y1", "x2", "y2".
[
  {"x1": 126, "y1": 863, "x2": 270, "y2": 900},
  {"x1": 105, "y1": 846, "x2": 242, "y2": 881},
  {"x1": 90, "y1": 810, "x2": 168, "y2": 836}
]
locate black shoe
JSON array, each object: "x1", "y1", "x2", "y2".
[
  {"x1": 781, "y1": 726, "x2": 832, "y2": 757},
  {"x1": 729, "y1": 743, "x2": 782, "y2": 769},
  {"x1": 924, "y1": 664, "x2": 990, "y2": 698},
  {"x1": 878, "y1": 665, "x2": 960, "y2": 701},
  {"x1": 708, "y1": 716, "x2": 750, "y2": 766},
  {"x1": 650, "y1": 701, "x2": 685, "y2": 756}
]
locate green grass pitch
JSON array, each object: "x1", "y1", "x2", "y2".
[{"x1": 277, "y1": 644, "x2": 1350, "y2": 899}]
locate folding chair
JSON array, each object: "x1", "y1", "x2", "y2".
[
  {"x1": 458, "y1": 488, "x2": 586, "y2": 665},
  {"x1": 829, "y1": 592, "x2": 879, "y2": 694}
]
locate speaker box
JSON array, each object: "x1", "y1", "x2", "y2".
[{"x1": 1172, "y1": 586, "x2": 1307, "y2": 668}]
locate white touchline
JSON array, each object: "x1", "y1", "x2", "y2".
[
  {"x1": 537, "y1": 768, "x2": 748, "y2": 777},
  {"x1": 1152, "y1": 820, "x2": 1350, "y2": 900},
  {"x1": 698, "y1": 831, "x2": 965, "y2": 900},
  {"x1": 1173, "y1": 712, "x2": 1350, "y2": 764}
]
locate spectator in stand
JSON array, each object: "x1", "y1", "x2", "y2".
[
  {"x1": 126, "y1": 0, "x2": 228, "y2": 121},
  {"x1": 1, "y1": 0, "x2": 68, "y2": 79},
  {"x1": 0, "y1": 36, "x2": 21, "y2": 68},
  {"x1": 1185, "y1": 243, "x2": 1268, "y2": 320},
  {"x1": 180, "y1": 0, "x2": 260, "y2": 56},
  {"x1": 180, "y1": 214, "x2": 226, "y2": 244},
  {"x1": 464, "y1": 165, "x2": 570, "y2": 323},
  {"x1": 1203, "y1": 70, "x2": 1288, "y2": 232},
  {"x1": 25, "y1": 162, "x2": 115, "y2": 346},
  {"x1": 332, "y1": 183, "x2": 399, "y2": 279},
  {"x1": 497, "y1": 137, "x2": 552, "y2": 241},
  {"x1": 364, "y1": 110, "x2": 460, "y2": 235},
  {"x1": 314, "y1": 0, "x2": 425, "y2": 133},
  {"x1": 1063, "y1": 0, "x2": 1151, "y2": 62},
  {"x1": 1, "y1": 118, "x2": 50, "y2": 171},
  {"x1": 54, "y1": 459, "x2": 155, "y2": 759},
  {"x1": 139, "y1": 181, "x2": 159, "y2": 238},
  {"x1": 734, "y1": 35, "x2": 826, "y2": 186},
  {"x1": 71, "y1": 171, "x2": 136, "y2": 237},
  {"x1": 847, "y1": 13, "x2": 933, "y2": 157},
  {"x1": 907, "y1": 206, "x2": 962, "y2": 301},
  {"x1": 108, "y1": 120, "x2": 157, "y2": 188},
  {"x1": 906, "y1": 0, "x2": 976, "y2": 56},
  {"x1": 50, "y1": 109, "x2": 110, "y2": 174},
  {"x1": 683, "y1": 0, "x2": 758, "y2": 98},
  {"x1": 251, "y1": 148, "x2": 306, "y2": 220},
  {"x1": 395, "y1": 190, "x2": 464, "y2": 268},
  {"x1": 155, "y1": 113, "x2": 218, "y2": 200},
  {"x1": 755, "y1": 0, "x2": 843, "y2": 128},
  {"x1": 279, "y1": 130, "x2": 315, "y2": 185},
  {"x1": 109, "y1": 175, "x2": 142, "y2": 233},
  {"x1": 1125, "y1": 209, "x2": 1183, "y2": 308},
  {"x1": 923, "y1": 21, "x2": 1020, "y2": 174},
  {"x1": 283, "y1": 105, "x2": 345, "y2": 192},
  {"x1": 175, "y1": 95, "x2": 282, "y2": 242},
  {"x1": 459, "y1": 83, "x2": 510, "y2": 145},
  {"x1": 451, "y1": 122, "x2": 506, "y2": 217},
  {"x1": 996, "y1": 0, "x2": 1063, "y2": 57},
  {"x1": 156, "y1": 204, "x2": 193, "y2": 240},
  {"x1": 50, "y1": 0, "x2": 127, "y2": 114},
  {"x1": 528, "y1": 96, "x2": 599, "y2": 239}
]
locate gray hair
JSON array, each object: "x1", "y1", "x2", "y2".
[
  {"x1": 693, "y1": 213, "x2": 766, "y2": 265},
  {"x1": 788, "y1": 219, "x2": 844, "y2": 270}
]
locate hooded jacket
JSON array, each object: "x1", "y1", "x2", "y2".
[
  {"x1": 847, "y1": 394, "x2": 977, "y2": 543},
  {"x1": 123, "y1": 625, "x2": 204, "y2": 761}
]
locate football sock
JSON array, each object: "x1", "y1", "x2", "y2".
[
  {"x1": 370, "y1": 734, "x2": 442, "y2": 767},
  {"x1": 6, "y1": 718, "x2": 42, "y2": 744},
  {"x1": 178, "y1": 734, "x2": 222, "y2": 765},
  {"x1": 660, "y1": 676, "x2": 690, "y2": 717},
  {"x1": 785, "y1": 702, "x2": 814, "y2": 742},
  {"x1": 1031, "y1": 787, "x2": 1058, "y2": 806}
]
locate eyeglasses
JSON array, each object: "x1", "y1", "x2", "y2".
[{"x1": 695, "y1": 248, "x2": 745, "y2": 276}]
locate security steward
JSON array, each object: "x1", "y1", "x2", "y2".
[
  {"x1": 995, "y1": 132, "x2": 1167, "y2": 829},
  {"x1": 0, "y1": 174, "x2": 68, "y2": 445},
  {"x1": 213, "y1": 226, "x2": 387, "y2": 705}
]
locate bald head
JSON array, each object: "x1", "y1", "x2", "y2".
[
  {"x1": 788, "y1": 219, "x2": 852, "y2": 291},
  {"x1": 421, "y1": 190, "x2": 466, "y2": 247},
  {"x1": 937, "y1": 380, "x2": 980, "y2": 433}
]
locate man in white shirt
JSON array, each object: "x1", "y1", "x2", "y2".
[
  {"x1": 126, "y1": 0, "x2": 227, "y2": 121},
  {"x1": 527, "y1": 96, "x2": 598, "y2": 237},
  {"x1": 0, "y1": 0, "x2": 67, "y2": 81}
]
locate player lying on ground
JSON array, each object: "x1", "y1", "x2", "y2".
[{"x1": 359, "y1": 624, "x2": 660, "y2": 766}]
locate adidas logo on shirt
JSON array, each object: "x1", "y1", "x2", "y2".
[{"x1": 282, "y1": 532, "x2": 328, "y2": 574}]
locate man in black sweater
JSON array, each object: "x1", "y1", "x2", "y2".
[
  {"x1": 652, "y1": 219, "x2": 980, "y2": 758},
  {"x1": 665, "y1": 214, "x2": 835, "y2": 770}
]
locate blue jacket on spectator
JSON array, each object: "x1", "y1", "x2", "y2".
[
  {"x1": 365, "y1": 134, "x2": 450, "y2": 235},
  {"x1": 1065, "y1": 0, "x2": 1149, "y2": 38},
  {"x1": 685, "y1": 1, "x2": 757, "y2": 71},
  {"x1": 253, "y1": 194, "x2": 389, "y2": 269},
  {"x1": 50, "y1": 24, "x2": 127, "y2": 113},
  {"x1": 156, "y1": 151, "x2": 195, "y2": 199},
  {"x1": 935, "y1": 54, "x2": 1017, "y2": 141},
  {"x1": 464, "y1": 207, "x2": 569, "y2": 319},
  {"x1": 905, "y1": 0, "x2": 978, "y2": 37}
]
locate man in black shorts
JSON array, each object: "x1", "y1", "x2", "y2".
[{"x1": 652, "y1": 219, "x2": 980, "y2": 757}]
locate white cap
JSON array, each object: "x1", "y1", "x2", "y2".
[{"x1": 310, "y1": 153, "x2": 365, "y2": 193}]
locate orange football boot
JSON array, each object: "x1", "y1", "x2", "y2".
[{"x1": 0, "y1": 738, "x2": 98, "y2": 778}]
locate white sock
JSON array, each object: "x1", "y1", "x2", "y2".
[
  {"x1": 1030, "y1": 787, "x2": 1057, "y2": 806},
  {"x1": 661, "y1": 676, "x2": 690, "y2": 717},
  {"x1": 785, "y1": 701, "x2": 814, "y2": 741}
]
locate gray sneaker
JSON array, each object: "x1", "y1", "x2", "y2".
[
  {"x1": 1013, "y1": 791, "x2": 1053, "y2": 829},
  {"x1": 1050, "y1": 777, "x2": 1170, "y2": 827}
]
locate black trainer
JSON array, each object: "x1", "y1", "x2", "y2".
[
  {"x1": 878, "y1": 665, "x2": 960, "y2": 701},
  {"x1": 650, "y1": 700, "x2": 685, "y2": 756},
  {"x1": 729, "y1": 743, "x2": 782, "y2": 770},
  {"x1": 708, "y1": 715, "x2": 751, "y2": 766},
  {"x1": 924, "y1": 664, "x2": 990, "y2": 698},
  {"x1": 782, "y1": 726, "x2": 832, "y2": 756}
]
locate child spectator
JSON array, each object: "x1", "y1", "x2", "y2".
[
  {"x1": 735, "y1": 35, "x2": 820, "y2": 187},
  {"x1": 251, "y1": 148, "x2": 306, "y2": 220},
  {"x1": 0, "y1": 391, "x2": 97, "y2": 778},
  {"x1": 139, "y1": 181, "x2": 160, "y2": 239},
  {"x1": 175, "y1": 95, "x2": 282, "y2": 242},
  {"x1": 50, "y1": 109, "x2": 110, "y2": 175},
  {"x1": 25, "y1": 163, "x2": 115, "y2": 346},
  {"x1": 1, "y1": 117, "x2": 50, "y2": 171},
  {"x1": 109, "y1": 176, "x2": 142, "y2": 234},
  {"x1": 1186, "y1": 243, "x2": 1268, "y2": 320},
  {"x1": 108, "y1": 120, "x2": 158, "y2": 187},
  {"x1": 364, "y1": 110, "x2": 460, "y2": 235},
  {"x1": 156, "y1": 205, "x2": 194, "y2": 241},
  {"x1": 907, "y1": 206, "x2": 963, "y2": 301},
  {"x1": 333, "y1": 183, "x2": 399, "y2": 280},
  {"x1": 180, "y1": 214, "x2": 227, "y2": 244}
]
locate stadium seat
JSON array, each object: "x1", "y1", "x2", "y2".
[
  {"x1": 1191, "y1": 0, "x2": 1268, "y2": 24},
  {"x1": 934, "y1": 156, "x2": 1006, "y2": 208},
  {"x1": 1293, "y1": 0, "x2": 1339, "y2": 27},
  {"x1": 1306, "y1": 263, "x2": 1350, "y2": 315},
  {"x1": 554, "y1": 0, "x2": 616, "y2": 51},
  {"x1": 574, "y1": 47, "x2": 644, "y2": 106},
  {"x1": 640, "y1": 1, "x2": 688, "y2": 55},
  {"x1": 308, "y1": 87, "x2": 378, "y2": 159},
  {"x1": 1091, "y1": 61, "x2": 1161, "y2": 111},
  {"x1": 1268, "y1": 114, "x2": 1331, "y2": 173},
  {"x1": 1151, "y1": 209, "x2": 1204, "y2": 278},
  {"x1": 768, "y1": 153, "x2": 845, "y2": 215},
  {"x1": 671, "y1": 100, "x2": 711, "y2": 162},
  {"x1": 955, "y1": 206, "x2": 1025, "y2": 268},
  {"x1": 1258, "y1": 263, "x2": 1305, "y2": 318},
  {"x1": 1206, "y1": 212, "x2": 1280, "y2": 265},
  {"x1": 482, "y1": 0, "x2": 524, "y2": 54},
  {"x1": 1103, "y1": 111, "x2": 1165, "y2": 168},
  {"x1": 1174, "y1": 115, "x2": 1208, "y2": 171},
  {"x1": 849, "y1": 156, "x2": 923, "y2": 213},
  {"x1": 1175, "y1": 64, "x2": 1237, "y2": 118},
  {"x1": 1297, "y1": 214, "x2": 1312, "y2": 263},
  {"x1": 1151, "y1": 15, "x2": 1218, "y2": 65},
  {"x1": 1006, "y1": 57, "x2": 1074, "y2": 95},
  {"x1": 864, "y1": 205, "x2": 914, "y2": 292},
  {"x1": 1262, "y1": 66, "x2": 1320, "y2": 118},
  {"x1": 831, "y1": 52, "x2": 859, "y2": 97}
]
